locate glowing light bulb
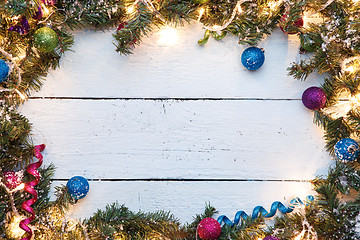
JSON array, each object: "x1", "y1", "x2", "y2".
[
  {"x1": 198, "y1": 8, "x2": 205, "y2": 21},
  {"x1": 41, "y1": 4, "x2": 50, "y2": 16},
  {"x1": 126, "y1": 5, "x2": 136, "y2": 14},
  {"x1": 268, "y1": 1, "x2": 278, "y2": 10},
  {"x1": 344, "y1": 65, "x2": 355, "y2": 73},
  {"x1": 7, "y1": 215, "x2": 26, "y2": 239},
  {"x1": 294, "y1": 230, "x2": 306, "y2": 240},
  {"x1": 12, "y1": 183, "x2": 25, "y2": 192},
  {"x1": 14, "y1": 89, "x2": 26, "y2": 100},
  {"x1": 349, "y1": 94, "x2": 360, "y2": 108},
  {"x1": 158, "y1": 27, "x2": 178, "y2": 45}
]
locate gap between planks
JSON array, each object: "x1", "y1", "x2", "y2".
[
  {"x1": 28, "y1": 97, "x2": 350, "y2": 101},
  {"x1": 30, "y1": 97, "x2": 301, "y2": 101},
  {"x1": 52, "y1": 178, "x2": 310, "y2": 182}
]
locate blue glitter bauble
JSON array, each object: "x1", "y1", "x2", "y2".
[
  {"x1": 0, "y1": 59, "x2": 10, "y2": 83},
  {"x1": 334, "y1": 138, "x2": 360, "y2": 162},
  {"x1": 241, "y1": 47, "x2": 265, "y2": 71},
  {"x1": 66, "y1": 176, "x2": 89, "y2": 200}
]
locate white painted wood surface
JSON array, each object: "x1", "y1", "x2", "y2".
[{"x1": 19, "y1": 22, "x2": 333, "y2": 223}]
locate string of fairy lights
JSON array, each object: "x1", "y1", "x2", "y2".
[{"x1": 1, "y1": 0, "x2": 360, "y2": 239}]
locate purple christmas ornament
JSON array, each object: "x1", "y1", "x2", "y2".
[
  {"x1": 8, "y1": 16, "x2": 30, "y2": 35},
  {"x1": 302, "y1": 86, "x2": 327, "y2": 110},
  {"x1": 263, "y1": 236, "x2": 280, "y2": 240},
  {"x1": 33, "y1": 6, "x2": 43, "y2": 20}
]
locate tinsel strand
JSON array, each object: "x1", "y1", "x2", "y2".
[{"x1": 19, "y1": 144, "x2": 46, "y2": 240}]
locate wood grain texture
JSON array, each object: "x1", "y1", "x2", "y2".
[
  {"x1": 33, "y1": 23, "x2": 323, "y2": 99},
  {"x1": 19, "y1": 18, "x2": 332, "y2": 223},
  {"x1": 19, "y1": 99, "x2": 330, "y2": 180},
  {"x1": 57, "y1": 181, "x2": 313, "y2": 223}
]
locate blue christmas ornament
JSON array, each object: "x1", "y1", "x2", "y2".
[
  {"x1": 0, "y1": 59, "x2": 10, "y2": 83},
  {"x1": 334, "y1": 138, "x2": 360, "y2": 162},
  {"x1": 241, "y1": 47, "x2": 265, "y2": 71},
  {"x1": 66, "y1": 176, "x2": 89, "y2": 200}
]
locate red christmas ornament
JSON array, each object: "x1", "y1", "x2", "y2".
[
  {"x1": 280, "y1": 14, "x2": 304, "y2": 34},
  {"x1": 263, "y1": 236, "x2": 280, "y2": 240},
  {"x1": 3, "y1": 171, "x2": 22, "y2": 190},
  {"x1": 197, "y1": 218, "x2": 222, "y2": 240}
]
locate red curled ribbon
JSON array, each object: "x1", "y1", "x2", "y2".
[{"x1": 19, "y1": 144, "x2": 45, "y2": 240}]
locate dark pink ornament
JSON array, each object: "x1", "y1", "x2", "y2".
[
  {"x1": 197, "y1": 218, "x2": 222, "y2": 240},
  {"x1": 302, "y1": 86, "x2": 327, "y2": 110},
  {"x1": 263, "y1": 236, "x2": 280, "y2": 240},
  {"x1": 3, "y1": 171, "x2": 22, "y2": 190}
]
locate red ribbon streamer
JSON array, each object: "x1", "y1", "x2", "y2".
[{"x1": 19, "y1": 144, "x2": 45, "y2": 240}]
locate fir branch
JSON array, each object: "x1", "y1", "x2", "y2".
[
  {"x1": 287, "y1": 59, "x2": 316, "y2": 81},
  {"x1": 158, "y1": 0, "x2": 197, "y2": 27},
  {"x1": 323, "y1": 116, "x2": 352, "y2": 155},
  {"x1": 113, "y1": 2, "x2": 158, "y2": 55},
  {"x1": 321, "y1": 77, "x2": 342, "y2": 107},
  {"x1": 347, "y1": 109, "x2": 360, "y2": 138},
  {"x1": 85, "y1": 202, "x2": 185, "y2": 239}
]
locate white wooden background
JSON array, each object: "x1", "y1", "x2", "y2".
[{"x1": 19, "y1": 21, "x2": 333, "y2": 223}]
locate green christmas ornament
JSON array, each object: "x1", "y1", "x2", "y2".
[
  {"x1": 192, "y1": 0, "x2": 209, "y2": 4},
  {"x1": 299, "y1": 33, "x2": 317, "y2": 53},
  {"x1": 33, "y1": 27, "x2": 59, "y2": 53}
]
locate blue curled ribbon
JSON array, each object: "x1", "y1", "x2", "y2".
[{"x1": 217, "y1": 195, "x2": 314, "y2": 226}]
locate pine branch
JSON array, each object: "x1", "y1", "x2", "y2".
[
  {"x1": 158, "y1": 0, "x2": 197, "y2": 27},
  {"x1": 113, "y1": 2, "x2": 159, "y2": 55},
  {"x1": 287, "y1": 59, "x2": 316, "y2": 81},
  {"x1": 85, "y1": 202, "x2": 185, "y2": 239}
]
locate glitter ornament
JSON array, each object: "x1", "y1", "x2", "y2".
[
  {"x1": 197, "y1": 218, "x2": 222, "y2": 240},
  {"x1": 33, "y1": 27, "x2": 59, "y2": 53},
  {"x1": 241, "y1": 47, "x2": 265, "y2": 71},
  {"x1": 280, "y1": 14, "x2": 304, "y2": 34},
  {"x1": 302, "y1": 86, "x2": 327, "y2": 110},
  {"x1": 263, "y1": 236, "x2": 280, "y2": 240},
  {"x1": 67, "y1": 176, "x2": 90, "y2": 200},
  {"x1": 334, "y1": 138, "x2": 360, "y2": 162},
  {"x1": 3, "y1": 171, "x2": 22, "y2": 190},
  {"x1": 0, "y1": 59, "x2": 10, "y2": 83}
]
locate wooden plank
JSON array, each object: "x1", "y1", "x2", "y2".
[
  {"x1": 32, "y1": 24, "x2": 324, "y2": 99},
  {"x1": 19, "y1": 99, "x2": 330, "y2": 180},
  {"x1": 57, "y1": 180, "x2": 313, "y2": 223}
]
